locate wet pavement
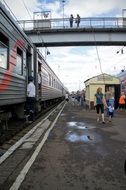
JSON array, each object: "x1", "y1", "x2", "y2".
[{"x1": 6, "y1": 101, "x2": 126, "y2": 189}]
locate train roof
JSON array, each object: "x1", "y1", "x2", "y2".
[
  {"x1": 0, "y1": 1, "x2": 33, "y2": 47},
  {"x1": 117, "y1": 70, "x2": 126, "y2": 78}
]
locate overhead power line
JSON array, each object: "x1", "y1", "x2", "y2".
[
  {"x1": 92, "y1": 29, "x2": 106, "y2": 84},
  {"x1": 22, "y1": 0, "x2": 33, "y2": 20},
  {"x1": 2, "y1": 0, "x2": 19, "y2": 21}
]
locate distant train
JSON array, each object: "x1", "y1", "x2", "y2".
[
  {"x1": 117, "y1": 70, "x2": 126, "y2": 94},
  {"x1": 0, "y1": 2, "x2": 67, "y2": 123}
]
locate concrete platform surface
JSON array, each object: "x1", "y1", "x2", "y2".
[{"x1": 18, "y1": 101, "x2": 126, "y2": 190}]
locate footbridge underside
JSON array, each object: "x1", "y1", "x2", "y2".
[{"x1": 25, "y1": 28, "x2": 126, "y2": 47}]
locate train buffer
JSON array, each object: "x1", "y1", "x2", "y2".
[{"x1": 0, "y1": 101, "x2": 126, "y2": 189}]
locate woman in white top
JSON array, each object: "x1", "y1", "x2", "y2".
[
  {"x1": 26, "y1": 76, "x2": 36, "y2": 122},
  {"x1": 65, "y1": 93, "x2": 69, "y2": 102}
]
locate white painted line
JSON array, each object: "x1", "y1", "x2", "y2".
[
  {"x1": 20, "y1": 119, "x2": 51, "y2": 149},
  {"x1": 9, "y1": 102, "x2": 66, "y2": 190},
  {"x1": 0, "y1": 101, "x2": 64, "y2": 165}
]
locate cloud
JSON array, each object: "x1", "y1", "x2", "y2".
[
  {"x1": 3, "y1": 0, "x2": 63, "y2": 19},
  {"x1": 4, "y1": 0, "x2": 126, "y2": 19},
  {"x1": 64, "y1": 0, "x2": 126, "y2": 17},
  {"x1": 46, "y1": 45, "x2": 126, "y2": 91},
  {"x1": 2, "y1": 0, "x2": 39, "y2": 19},
  {"x1": 3, "y1": 0, "x2": 126, "y2": 92}
]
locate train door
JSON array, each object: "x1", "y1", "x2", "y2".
[
  {"x1": 38, "y1": 61, "x2": 42, "y2": 97},
  {"x1": 26, "y1": 51, "x2": 32, "y2": 81},
  {"x1": 114, "y1": 85, "x2": 121, "y2": 109}
]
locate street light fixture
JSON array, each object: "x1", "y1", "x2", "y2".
[
  {"x1": 116, "y1": 46, "x2": 125, "y2": 54},
  {"x1": 45, "y1": 47, "x2": 50, "y2": 60}
]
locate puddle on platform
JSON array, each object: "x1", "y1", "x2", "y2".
[
  {"x1": 66, "y1": 132, "x2": 94, "y2": 142},
  {"x1": 71, "y1": 116, "x2": 75, "y2": 119},
  {"x1": 67, "y1": 122, "x2": 89, "y2": 129},
  {"x1": 60, "y1": 113, "x2": 65, "y2": 116}
]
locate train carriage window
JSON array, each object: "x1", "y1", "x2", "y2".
[
  {"x1": 52, "y1": 76, "x2": 53, "y2": 87},
  {"x1": 14, "y1": 48, "x2": 23, "y2": 75},
  {"x1": 56, "y1": 80, "x2": 58, "y2": 89},
  {"x1": 54, "y1": 78, "x2": 55, "y2": 88},
  {"x1": 0, "y1": 32, "x2": 9, "y2": 69},
  {"x1": 0, "y1": 42, "x2": 8, "y2": 69},
  {"x1": 42, "y1": 68, "x2": 49, "y2": 86},
  {"x1": 49, "y1": 74, "x2": 51, "y2": 86}
]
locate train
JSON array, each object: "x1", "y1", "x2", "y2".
[
  {"x1": 117, "y1": 70, "x2": 126, "y2": 94},
  {"x1": 0, "y1": 2, "x2": 67, "y2": 126}
]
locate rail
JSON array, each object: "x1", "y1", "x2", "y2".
[{"x1": 17, "y1": 17, "x2": 126, "y2": 31}]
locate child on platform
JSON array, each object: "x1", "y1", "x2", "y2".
[
  {"x1": 108, "y1": 103, "x2": 114, "y2": 122},
  {"x1": 107, "y1": 93, "x2": 115, "y2": 122}
]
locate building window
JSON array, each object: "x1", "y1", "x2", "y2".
[{"x1": 14, "y1": 48, "x2": 23, "y2": 75}]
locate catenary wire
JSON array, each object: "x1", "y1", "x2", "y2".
[
  {"x1": 2, "y1": 0, "x2": 19, "y2": 22},
  {"x1": 92, "y1": 28, "x2": 106, "y2": 84},
  {"x1": 2, "y1": 0, "x2": 24, "y2": 29},
  {"x1": 22, "y1": 0, "x2": 33, "y2": 20}
]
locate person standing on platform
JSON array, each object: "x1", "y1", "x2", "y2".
[
  {"x1": 75, "y1": 14, "x2": 80, "y2": 27},
  {"x1": 105, "y1": 89, "x2": 113, "y2": 116},
  {"x1": 76, "y1": 91, "x2": 81, "y2": 105},
  {"x1": 94, "y1": 87, "x2": 106, "y2": 124},
  {"x1": 71, "y1": 93, "x2": 75, "y2": 106},
  {"x1": 80, "y1": 90, "x2": 85, "y2": 107},
  {"x1": 118, "y1": 92, "x2": 126, "y2": 111},
  {"x1": 105, "y1": 88, "x2": 111, "y2": 106},
  {"x1": 38, "y1": 70, "x2": 41, "y2": 96},
  {"x1": 69, "y1": 14, "x2": 74, "y2": 27},
  {"x1": 65, "y1": 92, "x2": 69, "y2": 102},
  {"x1": 26, "y1": 76, "x2": 36, "y2": 122}
]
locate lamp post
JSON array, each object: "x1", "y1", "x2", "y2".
[
  {"x1": 45, "y1": 47, "x2": 50, "y2": 61},
  {"x1": 62, "y1": 0, "x2": 65, "y2": 28},
  {"x1": 122, "y1": 9, "x2": 126, "y2": 17}
]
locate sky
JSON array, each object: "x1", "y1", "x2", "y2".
[{"x1": 2, "y1": 0, "x2": 126, "y2": 92}]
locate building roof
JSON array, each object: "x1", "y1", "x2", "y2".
[{"x1": 84, "y1": 73, "x2": 119, "y2": 83}]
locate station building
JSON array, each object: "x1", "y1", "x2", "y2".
[{"x1": 84, "y1": 73, "x2": 120, "y2": 109}]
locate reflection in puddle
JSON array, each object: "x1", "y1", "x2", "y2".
[
  {"x1": 67, "y1": 122, "x2": 88, "y2": 129},
  {"x1": 68, "y1": 122, "x2": 77, "y2": 127},
  {"x1": 66, "y1": 132, "x2": 93, "y2": 142},
  {"x1": 61, "y1": 113, "x2": 65, "y2": 116},
  {"x1": 71, "y1": 116, "x2": 75, "y2": 119}
]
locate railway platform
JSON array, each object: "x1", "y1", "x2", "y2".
[{"x1": 0, "y1": 100, "x2": 126, "y2": 190}]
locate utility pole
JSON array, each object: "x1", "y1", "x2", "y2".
[{"x1": 62, "y1": 0, "x2": 65, "y2": 28}]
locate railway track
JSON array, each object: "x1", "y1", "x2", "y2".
[
  {"x1": 0, "y1": 100, "x2": 64, "y2": 157},
  {"x1": 0, "y1": 101, "x2": 66, "y2": 189}
]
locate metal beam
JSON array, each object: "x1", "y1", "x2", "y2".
[{"x1": 25, "y1": 28, "x2": 126, "y2": 47}]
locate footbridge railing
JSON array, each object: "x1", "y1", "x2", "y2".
[{"x1": 18, "y1": 17, "x2": 126, "y2": 31}]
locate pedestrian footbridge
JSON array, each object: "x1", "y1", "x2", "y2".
[{"x1": 18, "y1": 17, "x2": 126, "y2": 47}]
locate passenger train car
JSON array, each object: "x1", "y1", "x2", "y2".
[
  {"x1": 117, "y1": 70, "x2": 126, "y2": 94},
  {"x1": 0, "y1": 2, "x2": 66, "y2": 123}
]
